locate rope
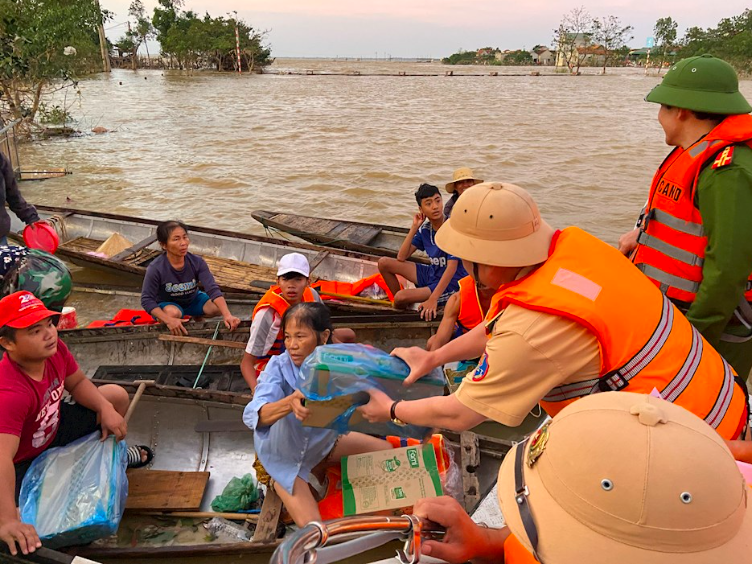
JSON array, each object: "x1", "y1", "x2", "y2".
[{"x1": 193, "y1": 322, "x2": 221, "y2": 388}]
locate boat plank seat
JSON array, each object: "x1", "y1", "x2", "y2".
[
  {"x1": 111, "y1": 234, "x2": 159, "y2": 262},
  {"x1": 126, "y1": 470, "x2": 210, "y2": 511},
  {"x1": 327, "y1": 223, "x2": 383, "y2": 246}
]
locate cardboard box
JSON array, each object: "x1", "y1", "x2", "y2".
[{"x1": 341, "y1": 444, "x2": 443, "y2": 516}]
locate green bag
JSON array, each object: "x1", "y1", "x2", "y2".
[{"x1": 210, "y1": 474, "x2": 259, "y2": 513}]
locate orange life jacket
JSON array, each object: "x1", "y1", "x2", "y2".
[
  {"x1": 313, "y1": 273, "x2": 396, "y2": 301},
  {"x1": 632, "y1": 114, "x2": 752, "y2": 306},
  {"x1": 485, "y1": 227, "x2": 746, "y2": 440},
  {"x1": 87, "y1": 309, "x2": 159, "y2": 328},
  {"x1": 251, "y1": 286, "x2": 318, "y2": 376},
  {"x1": 504, "y1": 534, "x2": 539, "y2": 564},
  {"x1": 454, "y1": 276, "x2": 486, "y2": 337}
]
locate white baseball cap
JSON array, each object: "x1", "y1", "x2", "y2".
[{"x1": 277, "y1": 253, "x2": 310, "y2": 277}]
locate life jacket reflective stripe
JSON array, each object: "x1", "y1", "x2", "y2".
[
  {"x1": 485, "y1": 227, "x2": 746, "y2": 439},
  {"x1": 504, "y1": 534, "x2": 539, "y2": 563},
  {"x1": 632, "y1": 114, "x2": 752, "y2": 306},
  {"x1": 454, "y1": 276, "x2": 486, "y2": 336},
  {"x1": 251, "y1": 286, "x2": 318, "y2": 375}
]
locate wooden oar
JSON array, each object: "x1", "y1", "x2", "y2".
[
  {"x1": 157, "y1": 334, "x2": 246, "y2": 349},
  {"x1": 124, "y1": 380, "x2": 156, "y2": 424},
  {"x1": 318, "y1": 291, "x2": 393, "y2": 307}
]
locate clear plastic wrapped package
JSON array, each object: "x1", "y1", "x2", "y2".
[
  {"x1": 19, "y1": 431, "x2": 128, "y2": 549},
  {"x1": 298, "y1": 343, "x2": 446, "y2": 438}
]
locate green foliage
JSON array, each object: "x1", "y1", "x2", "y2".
[
  {"x1": 38, "y1": 103, "x2": 70, "y2": 125},
  {"x1": 503, "y1": 50, "x2": 533, "y2": 66},
  {"x1": 441, "y1": 50, "x2": 476, "y2": 65},
  {"x1": 151, "y1": 2, "x2": 272, "y2": 70},
  {"x1": 0, "y1": 0, "x2": 103, "y2": 124},
  {"x1": 680, "y1": 10, "x2": 752, "y2": 75},
  {"x1": 654, "y1": 16, "x2": 678, "y2": 70}
]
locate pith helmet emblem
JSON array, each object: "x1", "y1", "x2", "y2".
[{"x1": 527, "y1": 422, "x2": 550, "y2": 467}]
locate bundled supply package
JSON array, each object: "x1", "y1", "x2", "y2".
[
  {"x1": 298, "y1": 343, "x2": 445, "y2": 438},
  {"x1": 19, "y1": 432, "x2": 128, "y2": 549}
]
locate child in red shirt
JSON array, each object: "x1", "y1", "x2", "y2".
[{"x1": 0, "y1": 292, "x2": 149, "y2": 556}]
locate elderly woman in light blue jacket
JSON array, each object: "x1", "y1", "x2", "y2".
[{"x1": 243, "y1": 302, "x2": 391, "y2": 526}]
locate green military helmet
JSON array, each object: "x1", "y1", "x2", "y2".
[
  {"x1": 0, "y1": 249, "x2": 72, "y2": 312},
  {"x1": 645, "y1": 54, "x2": 752, "y2": 115}
]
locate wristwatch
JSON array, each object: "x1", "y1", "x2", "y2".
[{"x1": 390, "y1": 400, "x2": 407, "y2": 427}]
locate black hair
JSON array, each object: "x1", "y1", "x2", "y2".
[
  {"x1": 279, "y1": 272, "x2": 308, "y2": 281},
  {"x1": 156, "y1": 220, "x2": 189, "y2": 245},
  {"x1": 414, "y1": 183, "x2": 440, "y2": 205},
  {"x1": 691, "y1": 110, "x2": 726, "y2": 124},
  {"x1": 282, "y1": 302, "x2": 333, "y2": 344},
  {"x1": 0, "y1": 326, "x2": 16, "y2": 352}
]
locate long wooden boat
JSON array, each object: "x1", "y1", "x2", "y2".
[
  {"x1": 60, "y1": 391, "x2": 514, "y2": 562},
  {"x1": 252, "y1": 210, "x2": 426, "y2": 261},
  {"x1": 8, "y1": 205, "x2": 397, "y2": 315},
  {"x1": 63, "y1": 316, "x2": 438, "y2": 382}
]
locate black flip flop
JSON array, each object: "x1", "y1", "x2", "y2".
[{"x1": 126, "y1": 445, "x2": 154, "y2": 469}]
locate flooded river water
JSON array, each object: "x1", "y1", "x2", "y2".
[{"x1": 17, "y1": 59, "x2": 752, "y2": 320}]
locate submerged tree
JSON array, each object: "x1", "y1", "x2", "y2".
[
  {"x1": 0, "y1": 0, "x2": 104, "y2": 128},
  {"x1": 680, "y1": 10, "x2": 752, "y2": 75},
  {"x1": 592, "y1": 16, "x2": 634, "y2": 73},
  {"x1": 554, "y1": 6, "x2": 594, "y2": 74},
  {"x1": 151, "y1": 0, "x2": 272, "y2": 71},
  {"x1": 653, "y1": 17, "x2": 678, "y2": 74}
]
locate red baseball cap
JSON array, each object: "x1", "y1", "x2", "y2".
[{"x1": 0, "y1": 291, "x2": 59, "y2": 329}]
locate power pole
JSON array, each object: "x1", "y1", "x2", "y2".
[{"x1": 95, "y1": 0, "x2": 111, "y2": 72}]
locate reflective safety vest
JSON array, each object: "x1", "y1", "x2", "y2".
[
  {"x1": 454, "y1": 276, "x2": 487, "y2": 337},
  {"x1": 632, "y1": 114, "x2": 752, "y2": 307},
  {"x1": 485, "y1": 227, "x2": 747, "y2": 439},
  {"x1": 251, "y1": 286, "x2": 319, "y2": 376}
]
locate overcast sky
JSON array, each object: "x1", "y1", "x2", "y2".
[{"x1": 102, "y1": 0, "x2": 751, "y2": 58}]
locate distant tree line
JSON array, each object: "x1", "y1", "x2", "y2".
[{"x1": 115, "y1": 0, "x2": 272, "y2": 72}]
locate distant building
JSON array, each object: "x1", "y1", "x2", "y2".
[
  {"x1": 555, "y1": 32, "x2": 590, "y2": 68},
  {"x1": 531, "y1": 46, "x2": 554, "y2": 65}
]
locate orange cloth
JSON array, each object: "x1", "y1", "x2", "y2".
[{"x1": 504, "y1": 533, "x2": 539, "y2": 563}]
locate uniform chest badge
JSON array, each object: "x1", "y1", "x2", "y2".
[
  {"x1": 712, "y1": 146, "x2": 735, "y2": 169},
  {"x1": 527, "y1": 422, "x2": 550, "y2": 467}
]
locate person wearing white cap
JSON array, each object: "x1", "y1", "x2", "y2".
[
  {"x1": 413, "y1": 392, "x2": 752, "y2": 563},
  {"x1": 359, "y1": 182, "x2": 752, "y2": 462},
  {"x1": 240, "y1": 253, "x2": 354, "y2": 390}
]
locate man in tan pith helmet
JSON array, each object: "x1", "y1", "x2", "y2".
[
  {"x1": 358, "y1": 181, "x2": 752, "y2": 462},
  {"x1": 443, "y1": 167, "x2": 482, "y2": 217},
  {"x1": 411, "y1": 392, "x2": 752, "y2": 564}
]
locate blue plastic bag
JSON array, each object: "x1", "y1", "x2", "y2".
[
  {"x1": 19, "y1": 431, "x2": 128, "y2": 549},
  {"x1": 298, "y1": 344, "x2": 445, "y2": 438}
]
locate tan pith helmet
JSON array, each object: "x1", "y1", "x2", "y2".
[
  {"x1": 435, "y1": 182, "x2": 555, "y2": 267},
  {"x1": 498, "y1": 392, "x2": 752, "y2": 563},
  {"x1": 445, "y1": 167, "x2": 483, "y2": 193}
]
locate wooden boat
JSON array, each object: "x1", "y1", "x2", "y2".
[
  {"x1": 60, "y1": 390, "x2": 515, "y2": 561},
  {"x1": 252, "y1": 210, "x2": 427, "y2": 261},
  {"x1": 63, "y1": 315, "x2": 438, "y2": 384},
  {"x1": 8, "y1": 205, "x2": 398, "y2": 315}
]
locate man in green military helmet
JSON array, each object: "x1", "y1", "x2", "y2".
[{"x1": 619, "y1": 55, "x2": 752, "y2": 379}]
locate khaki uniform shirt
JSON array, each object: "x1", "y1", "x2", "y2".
[{"x1": 455, "y1": 303, "x2": 600, "y2": 427}]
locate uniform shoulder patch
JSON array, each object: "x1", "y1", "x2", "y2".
[{"x1": 712, "y1": 146, "x2": 735, "y2": 169}]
